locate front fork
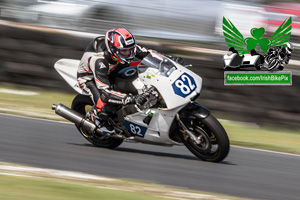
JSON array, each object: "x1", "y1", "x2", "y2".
[
  {"x1": 174, "y1": 102, "x2": 210, "y2": 143},
  {"x1": 176, "y1": 114, "x2": 201, "y2": 144}
]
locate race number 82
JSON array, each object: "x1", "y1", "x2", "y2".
[
  {"x1": 130, "y1": 124, "x2": 143, "y2": 137},
  {"x1": 123, "y1": 120, "x2": 147, "y2": 138},
  {"x1": 172, "y1": 72, "x2": 197, "y2": 98}
]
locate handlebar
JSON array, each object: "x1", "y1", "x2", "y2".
[{"x1": 184, "y1": 64, "x2": 192, "y2": 68}]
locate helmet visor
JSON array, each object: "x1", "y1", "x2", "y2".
[{"x1": 116, "y1": 46, "x2": 136, "y2": 62}]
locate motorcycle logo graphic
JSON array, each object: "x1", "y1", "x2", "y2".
[{"x1": 223, "y1": 17, "x2": 293, "y2": 71}]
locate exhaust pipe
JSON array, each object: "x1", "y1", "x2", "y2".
[
  {"x1": 52, "y1": 103, "x2": 125, "y2": 139},
  {"x1": 52, "y1": 103, "x2": 96, "y2": 133}
]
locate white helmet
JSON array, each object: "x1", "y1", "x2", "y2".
[{"x1": 285, "y1": 42, "x2": 294, "y2": 54}]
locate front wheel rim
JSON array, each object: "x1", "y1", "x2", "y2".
[
  {"x1": 186, "y1": 124, "x2": 221, "y2": 157},
  {"x1": 188, "y1": 126, "x2": 212, "y2": 153}
]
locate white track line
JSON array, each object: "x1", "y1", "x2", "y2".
[
  {"x1": 232, "y1": 145, "x2": 300, "y2": 157},
  {"x1": 0, "y1": 112, "x2": 72, "y2": 125},
  {"x1": 0, "y1": 165, "x2": 115, "y2": 181}
]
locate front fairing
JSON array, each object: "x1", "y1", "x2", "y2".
[{"x1": 138, "y1": 51, "x2": 202, "y2": 109}]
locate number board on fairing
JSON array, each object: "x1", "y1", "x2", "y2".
[
  {"x1": 172, "y1": 72, "x2": 197, "y2": 98},
  {"x1": 123, "y1": 120, "x2": 147, "y2": 138}
]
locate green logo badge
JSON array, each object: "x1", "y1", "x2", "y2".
[
  {"x1": 223, "y1": 17, "x2": 294, "y2": 72},
  {"x1": 223, "y1": 17, "x2": 292, "y2": 55}
]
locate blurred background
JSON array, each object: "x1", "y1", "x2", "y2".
[{"x1": 0, "y1": 0, "x2": 299, "y2": 128}]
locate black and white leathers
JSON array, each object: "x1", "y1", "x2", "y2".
[{"x1": 77, "y1": 36, "x2": 148, "y2": 111}]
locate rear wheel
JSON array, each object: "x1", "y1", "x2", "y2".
[
  {"x1": 179, "y1": 114, "x2": 230, "y2": 162},
  {"x1": 71, "y1": 94, "x2": 123, "y2": 149},
  {"x1": 277, "y1": 65, "x2": 284, "y2": 71}
]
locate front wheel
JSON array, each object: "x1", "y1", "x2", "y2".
[
  {"x1": 179, "y1": 114, "x2": 230, "y2": 162},
  {"x1": 71, "y1": 94, "x2": 123, "y2": 149}
]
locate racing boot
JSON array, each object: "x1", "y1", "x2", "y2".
[
  {"x1": 88, "y1": 107, "x2": 115, "y2": 135},
  {"x1": 97, "y1": 113, "x2": 115, "y2": 135},
  {"x1": 97, "y1": 110, "x2": 109, "y2": 120}
]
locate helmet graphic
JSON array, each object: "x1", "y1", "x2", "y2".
[
  {"x1": 285, "y1": 42, "x2": 294, "y2": 55},
  {"x1": 105, "y1": 28, "x2": 137, "y2": 64}
]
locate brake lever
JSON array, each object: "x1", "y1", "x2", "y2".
[
  {"x1": 134, "y1": 104, "x2": 148, "y2": 114},
  {"x1": 134, "y1": 94, "x2": 157, "y2": 114}
]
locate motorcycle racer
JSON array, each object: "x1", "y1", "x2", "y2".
[{"x1": 77, "y1": 28, "x2": 183, "y2": 124}]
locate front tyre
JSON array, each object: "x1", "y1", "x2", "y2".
[
  {"x1": 71, "y1": 94, "x2": 123, "y2": 149},
  {"x1": 179, "y1": 114, "x2": 230, "y2": 162}
]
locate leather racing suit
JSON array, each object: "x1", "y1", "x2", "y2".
[{"x1": 77, "y1": 37, "x2": 149, "y2": 113}]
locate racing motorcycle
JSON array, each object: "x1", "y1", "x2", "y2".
[
  {"x1": 52, "y1": 50, "x2": 230, "y2": 162},
  {"x1": 263, "y1": 43, "x2": 293, "y2": 71}
]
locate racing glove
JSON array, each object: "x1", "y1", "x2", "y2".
[
  {"x1": 134, "y1": 94, "x2": 148, "y2": 106},
  {"x1": 172, "y1": 56, "x2": 184, "y2": 65},
  {"x1": 122, "y1": 94, "x2": 147, "y2": 106},
  {"x1": 164, "y1": 54, "x2": 184, "y2": 65}
]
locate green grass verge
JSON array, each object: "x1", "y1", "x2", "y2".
[
  {"x1": 0, "y1": 84, "x2": 299, "y2": 154},
  {"x1": 0, "y1": 84, "x2": 75, "y2": 120},
  {"x1": 0, "y1": 175, "x2": 169, "y2": 200},
  {"x1": 221, "y1": 120, "x2": 300, "y2": 154}
]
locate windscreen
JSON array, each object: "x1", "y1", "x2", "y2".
[{"x1": 141, "y1": 51, "x2": 177, "y2": 77}]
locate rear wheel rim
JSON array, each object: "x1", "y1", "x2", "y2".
[{"x1": 76, "y1": 103, "x2": 115, "y2": 144}]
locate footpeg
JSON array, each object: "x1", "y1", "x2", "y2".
[{"x1": 101, "y1": 127, "x2": 116, "y2": 135}]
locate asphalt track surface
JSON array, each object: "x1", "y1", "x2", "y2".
[{"x1": 0, "y1": 113, "x2": 299, "y2": 200}]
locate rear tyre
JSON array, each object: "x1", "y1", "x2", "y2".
[
  {"x1": 71, "y1": 94, "x2": 123, "y2": 149},
  {"x1": 179, "y1": 114, "x2": 230, "y2": 162},
  {"x1": 277, "y1": 65, "x2": 284, "y2": 71}
]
